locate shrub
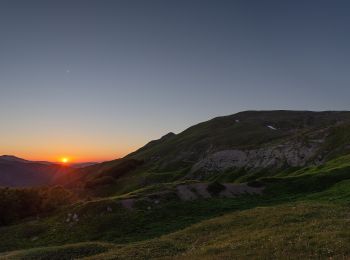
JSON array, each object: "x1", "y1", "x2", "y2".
[
  {"x1": 0, "y1": 186, "x2": 77, "y2": 226},
  {"x1": 247, "y1": 180, "x2": 265, "y2": 188}
]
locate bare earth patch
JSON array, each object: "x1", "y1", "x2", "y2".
[
  {"x1": 176, "y1": 183, "x2": 264, "y2": 201},
  {"x1": 220, "y1": 183, "x2": 264, "y2": 197},
  {"x1": 190, "y1": 183, "x2": 211, "y2": 198}
]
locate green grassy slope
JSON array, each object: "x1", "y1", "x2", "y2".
[
  {"x1": 2, "y1": 111, "x2": 350, "y2": 259},
  {"x1": 4, "y1": 182, "x2": 350, "y2": 259},
  {"x1": 88, "y1": 203, "x2": 350, "y2": 259}
]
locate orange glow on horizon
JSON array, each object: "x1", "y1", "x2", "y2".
[
  {"x1": 0, "y1": 118, "x2": 147, "y2": 164},
  {"x1": 1, "y1": 140, "x2": 141, "y2": 163},
  {"x1": 20, "y1": 151, "x2": 129, "y2": 164},
  {"x1": 61, "y1": 157, "x2": 70, "y2": 164}
]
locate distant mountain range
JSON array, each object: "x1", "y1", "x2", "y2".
[{"x1": 0, "y1": 155, "x2": 97, "y2": 187}]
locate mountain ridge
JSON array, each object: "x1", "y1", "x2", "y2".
[{"x1": 62, "y1": 110, "x2": 350, "y2": 196}]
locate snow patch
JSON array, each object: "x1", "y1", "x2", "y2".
[{"x1": 267, "y1": 125, "x2": 277, "y2": 131}]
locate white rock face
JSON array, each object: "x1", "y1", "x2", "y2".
[{"x1": 191, "y1": 142, "x2": 321, "y2": 173}]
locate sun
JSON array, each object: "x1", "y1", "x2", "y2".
[{"x1": 61, "y1": 157, "x2": 69, "y2": 164}]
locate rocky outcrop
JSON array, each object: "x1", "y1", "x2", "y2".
[{"x1": 191, "y1": 141, "x2": 322, "y2": 173}]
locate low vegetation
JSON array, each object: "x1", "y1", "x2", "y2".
[{"x1": 0, "y1": 186, "x2": 77, "y2": 226}]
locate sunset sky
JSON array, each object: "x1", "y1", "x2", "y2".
[{"x1": 1, "y1": 0, "x2": 350, "y2": 162}]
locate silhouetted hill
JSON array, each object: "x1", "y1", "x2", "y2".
[{"x1": 0, "y1": 156, "x2": 71, "y2": 187}]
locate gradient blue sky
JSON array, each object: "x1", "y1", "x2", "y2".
[{"x1": 0, "y1": 0, "x2": 349, "y2": 161}]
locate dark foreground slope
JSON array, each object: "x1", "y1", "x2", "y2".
[{"x1": 1, "y1": 154, "x2": 350, "y2": 259}]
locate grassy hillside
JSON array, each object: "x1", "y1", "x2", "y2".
[
  {"x1": 3, "y1": 181, "x2": 350, "y2": 259},
  {"x1": 1, "y1": 111, "x2": 350, "y2": 259},
  {"x1": 1, "y1": 153, "x2": 350, "y2": 259},
  {"x1": 5, "y1": 201, "x2": 350, "y2": 259},
  {"x1": 88, "y1": 202, "x2": 350, "y2": 259}
]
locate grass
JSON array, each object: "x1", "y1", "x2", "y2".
[
  {"x1": 84, "y1": 202, "x2": 350, "y2": 259},
  {"x1": 0, "y1": 242, "x2": 113, "y2": 260},
  {"x1": 5, "y1": 198, "x2": 350, "y2": 259},
  {"x1": 0, "y1": 193, "x2": 266, "y2": 253}
]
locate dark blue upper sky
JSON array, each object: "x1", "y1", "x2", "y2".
[{"x1": 1, "y1": 0, "x2": 350, "y2": 161}]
